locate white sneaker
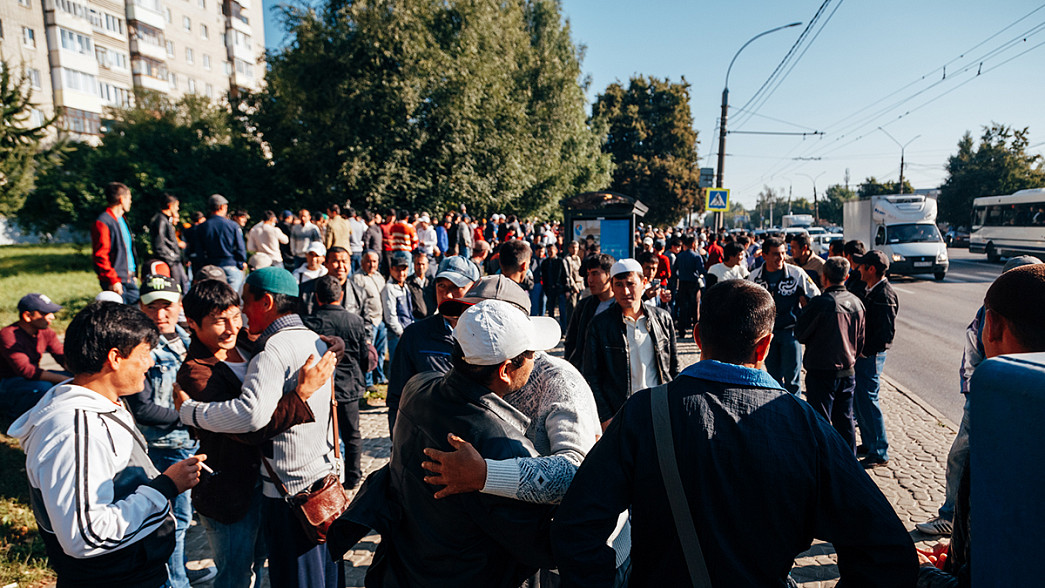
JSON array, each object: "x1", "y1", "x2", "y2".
[
  {"x1": 915, "y1": 516, "x2": 953, "y2": 536},
  {"x1": 187, "y1": 565, "x2": 218, "y2": 585}
]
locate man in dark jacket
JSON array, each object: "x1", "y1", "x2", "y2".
[
  {"x1": 299, "y1": 246, "x2": 364, "y2": 316},
  {"x1": 541, "y1": 243, "x2": 569, "y2": 327},
  {"x1": 405, "y1": 248, "x2": 437, "y2": 319},
  {"x1": 583, "y1": 259, "x2": 678, "y2": 427},
  {"x1": 563, "y1": 253, "x2": 615, "y2": 369},
  {"x1": 195, "y1": 194, "x2": 247, "y2": 293},
  {"x1": 552, "y1": 280, "x2": 917, "y2": 587},
  {"x1": 149, "y1": 194, "x2": 187, "y2": 294},
  {"x1": 334, "y1": 299, "x2": 560, "y2": 586},
  {"x1": 853, "y1": 250, "x2": 899, "y2": 469},
  {"x1": 795, "y1": 257, "x2": 866, "y2": 452},
  {"x1": 302, "y1": 275, "x2": 370, "y2": 488}
]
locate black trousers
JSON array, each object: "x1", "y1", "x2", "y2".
[
  {"x1": 676, "y1": 281, "x2": 700, "y2": 335},
  {"x1": 805, "y1": 371, "x2": 857, "y2": 453},
  {"x1": 336, "y1": 400, "x2": 363, "y2": 488}
]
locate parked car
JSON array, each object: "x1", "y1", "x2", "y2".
[{"x1": 945, "y1": 227, "x2": 970, "y2": 248}]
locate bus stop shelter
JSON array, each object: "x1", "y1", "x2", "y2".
[{"x1": 561, "y1": 192, "x2": 648, "y2": 261}]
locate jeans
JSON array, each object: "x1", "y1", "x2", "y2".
[
  {"x1": 530, "y1": 283, "x2": 545, "y2": 316},
  {"x1": 854, "y1": 352, "x2": 890, "y2": 461},
  {"x1": 0, "y1": 377, "x2": 54, "y2": 419},
  {"x1": 805, "y1": 372, "x2": 857, "y2": 453},
  {"x1": 765, "y1": 329, "x2": 802, "y2": 396},
  {"x1": 350, "y1": 253, "x2": 362, "y2": 275},
  {"x1": 222, "y1": 266, "x2": 244, "y2": 294},
  {"x1": 149, "y1": 444, "x2": 199, "y2": 588},
  {"x1": 200, "y1": 485, "x2": 267, "y2": 588},
  {"x1": 261, "y1": 497, "x2": 342, "y2": 588},
  {"x1": 337, "y1": 401, "x2": 363, "y2": 488},
  {"x1": 366, "y1": 321, "x2": 388, "y2": 386},
  {"x1": 938, "y1": 395, "x2": 971, "y2": 520},
  {"x1": 121, "y1": 279, "x2": 140, "y2": 305}
]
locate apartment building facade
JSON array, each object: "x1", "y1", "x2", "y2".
[{"x1": 1, "y1": 0, "x2": 265, "y2": 142}]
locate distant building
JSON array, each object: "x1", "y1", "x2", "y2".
[{"x1": 0, "y1": 0, "x2": 265, "y2": 143}]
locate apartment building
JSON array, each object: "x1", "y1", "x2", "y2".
[
  {"x1": 1, "y1": 0, "x2": 265, "y2": 141},
  {"x1": 0, "y1": 0, "x2": 55, "y2": 127}
]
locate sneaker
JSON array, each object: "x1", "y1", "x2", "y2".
[
  {"x1": 856, "y1": 444, "x2": 869, "y2": 457},
  {"x1": 915, "y1": 516, "x2": 953, "y2": 536},
  {"x1": 187, "y1": 566, "x2": 218, "y2": 585},
  {"x1": 860, "y1": 455, "x2": 889, "y2": 469}
]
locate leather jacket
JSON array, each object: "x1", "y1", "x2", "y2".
[
  {"x1": 333, "y1": 369, "x2": 554, "y2": 587},
  {"x1": 582, "y1": 301, "x2": 679, "y2": 421},
  {"x1": 795, "y1": 285, "x2": 866, "y2": 376}
]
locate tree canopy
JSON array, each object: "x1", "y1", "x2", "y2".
[
  {"x1": 248, "y1": 0, "x2": 611, "y2": 218},
  {"x1": 591, "y1": 75, "x2": 700, "y2": 227},
  {"x1": 856, "y1": 177, "x2": 914, "y2": 199},
  {"x1": 938, "y1": 123, "x2": 1045, "y2": 226},
  {"x1": 0, "y1": 60, "x2": 61, "y2": 218}
]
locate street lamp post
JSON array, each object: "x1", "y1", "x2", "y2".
[
  {"x1": 878, "y1": 127, "x2": 921, "y2": 194},
  {"x1": 716, "y1": 21, "x2": 802, "y2": 229},
  {"x1": 797, "y1": 171, "x2": 825, "y2": 224}
]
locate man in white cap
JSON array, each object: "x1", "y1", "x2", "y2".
[
  {"x1": 416, "y1": 214, "x2": 437, "y2": 258},
  {"x1": 334, "y1": 299, "x2": 561, "y2": 586},
  {"x1": 292, "y1": 241, "x2": 328, "y2": 284},
  {"x1": 583, "y1": 258, "x2": 678, "y2": 429}
]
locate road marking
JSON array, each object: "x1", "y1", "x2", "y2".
[{"x1": 892, "y1": 286, "x2": 916, "y2": 294}]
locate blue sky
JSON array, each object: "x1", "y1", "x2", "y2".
[{"x1": 262, "y1": 0, "x2": 1045, "y2": 208}]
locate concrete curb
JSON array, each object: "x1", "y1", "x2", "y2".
[{"x1": 882, "y1": 373, "x2": 959, "y2": 434}]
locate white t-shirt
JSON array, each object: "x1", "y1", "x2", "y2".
[
  {"x1": 623, "y1": 314, "x2": 658, "y2": 395},
  {"x1": 707, "y1": 262, "x2": 750, "y2": 283},
  {"x1": 223, "y1": 359, "x2": 248, "y2": 382},
  {"x1": 292, "y1": 264, "x2": 328, "y2": 284}
]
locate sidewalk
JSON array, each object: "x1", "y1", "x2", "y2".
[{"x1": 184, "y1": 340, "x2": 957, "y2": 587}]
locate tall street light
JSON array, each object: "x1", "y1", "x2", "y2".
[
  {"x1": 715, "y1": 21, "x2": 802, "y2": 229},
  {"x1": 878, "y1": 127, "x2": 921, "y2": 194},
  {"x1": 797, "y1": 171, "x2": 825, "y2": 224}
]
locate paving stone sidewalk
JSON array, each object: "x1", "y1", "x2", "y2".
[{"x1": 185, "y1": 340, "x2": 958, "y2": 586}]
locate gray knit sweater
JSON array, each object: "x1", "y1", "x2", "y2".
[{"x1": 179, "y1": 315, "x2": 339, "y2": 497}]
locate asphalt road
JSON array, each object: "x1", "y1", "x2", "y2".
[{"x1": 884, "y1": 247, "x2": 1004, "y2": 423}]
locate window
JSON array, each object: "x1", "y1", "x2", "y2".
[
  {"x1": 133, "y1": 23, "x2": 164, "y2": 47},
  {"x1": 60, "y1": 28, "x2": 93, "y2": 55},
  {"x1": 98, "y1": 82, "x2": 131, "y2": 107},
  {"x1": 166, "y1": 40, "x2": 174, "y2": 57},
  {"x1": 29, "y1": 108, "x2": 45, "y2": 127},
  {"x1": 205, "y1": 83, "x2": 213, "y2": 97},
  {"x1": 63, "y1": 107, "x2": 101, "y2": 135},
  {"x1": 164, "y1": 8, "x2": 172, "y2": 23},
  {"x1": 95, "y1": 47, "x2": 128, "y2": 70},
  {"x1": 55, "y1": 0, "x2": 90, "y2": 19},
  {"x1": 188, "y1": 78, "x2": 197, "y2": 93},
  {"x1": 185, "y1": 47, "x2": 193, "y2": 64},
  {"x1": 0, "y1": 19, "x2": 4, "y2": 39},
  {"x1": 183, "y1": 16, "x2": 191, "y2": 31},
  {"x1": 202, "y1": 54, "x2": 211, "y2": 70},
  {"x1": 19, "y1": 0, "x2": 31, "y2": 7},
  {"x1": 22, "y1": 27, "x2": 36, "y2": 48},
  {"x1": 200, "y1": 24, "x2": 208, "y2": 39},
  {"x1": 61, "y1": 67, "x2": 97, "y2": 93},
  {"x1": 198, "y1": 0, "x2": 206, "y2": 8},
  {"x1": 100, "y1": 12, "x2": 124, "y2": 35},
  {"x1": 168, "y1": 72, "x2": 177, "y2": 89},
  {"x1": 28, "y1": 68, "x2": 41, "y2": 89},
  {"x1": 132, "y1": 56, "x2": 167, "y2": 80},
  {"x1": 223, "y1": 61, "x2": 232, "y2": 75}
]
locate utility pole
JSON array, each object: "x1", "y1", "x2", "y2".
[
  {"x1": 878, "y1": 128, "x2": 921, "y2": 195},
  {"x1": 716, "y1": 22, "x2": 802, "y2": 230},
  {"x1": 797, "y1": 172, "x2": 825, "y2": 224}
]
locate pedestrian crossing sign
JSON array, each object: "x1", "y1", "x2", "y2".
[{"x1": 706, "y1": 188, "x2": 729, "y2": 212}]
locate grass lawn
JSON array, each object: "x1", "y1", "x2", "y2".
[
  {"x1": 0, "y1": 243, "x2": 99, "y2": 333},
  {"x1": 1, "y1": 243, "x2": 97, "y2": 586}
]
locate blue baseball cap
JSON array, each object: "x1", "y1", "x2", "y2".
[
  {"x1": 18, "y1": 293, "x2": 62, "y2": 314},
  {"x1": 436, "y1": 255, "x2": 480, "y2": 288}
]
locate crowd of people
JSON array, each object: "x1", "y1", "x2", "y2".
[{"x1": 4, "y1": 181, "x2": 1044, "y2": 587}]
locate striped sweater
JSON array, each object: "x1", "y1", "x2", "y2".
[{"x1": 179, "y1": 315, "x2": 340, "y2": 496}]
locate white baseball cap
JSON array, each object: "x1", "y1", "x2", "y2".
[
  {"x1": 453, "y1": 299, "x2": 561, "y2": 365},
  {"x1": 610, "y1": 258, "x2": 643, "y2": 278},
  {"x1": 306, "y1": 242, "x2": 327, "y2": 257}
]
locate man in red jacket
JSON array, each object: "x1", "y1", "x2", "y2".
[{"x1": 91, "y1": 182, "x2": 139, "y2": 303}]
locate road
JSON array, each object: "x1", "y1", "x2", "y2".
[{"x1": 884, "y1": 247, "x2": 1004, "y2": 423}]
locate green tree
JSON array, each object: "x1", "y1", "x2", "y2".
[
  {"x1": 820, "y1": 184, "x2": 856, "y2": 225},
  {"x1": 938, "y1": 124, "x2": 1045, "y2": 226},
  {"x1": 26, "y1": 92, "x2": 274, "y2": 239},
  {"x1": 248, "y1": 0, "x2": 610, "y2": 217},
  {"x1": 857, "y1": 176, "x2": 914, "y2": 199},
  {"x1": 591, "y1": 76, "x2": 700, "y2": 226},
  {"x1": 0, "y1": 60, "x2": 62, "y2": 217}
]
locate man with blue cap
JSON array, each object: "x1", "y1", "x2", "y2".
[{"x1": 1, "y1": 293, "x2": 68, "y2": 419}]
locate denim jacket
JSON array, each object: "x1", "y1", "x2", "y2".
[{"x1": 135, "y1": 326, "x2": 193, "y2": 449}]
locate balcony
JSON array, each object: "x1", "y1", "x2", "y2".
[
  {"x1": 229, "y1": 14, "x2": 251, "y2": 35},
  {"x1": 134, "y1": 72, "x2": 169, "y2": 93},
  {"x1": 126, "y1": 3, "x2": 165, "y2": 30},
  {"x1": 130, "y1": 38, "x2": 167, "y2": 62}
]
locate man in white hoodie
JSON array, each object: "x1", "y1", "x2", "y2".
[{"x1": 8, "y1": 301, "x2": 204, "y2": 587}]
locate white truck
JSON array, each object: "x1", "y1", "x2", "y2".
[
  {"x1": 843, "y1": 193, "x2": 949, "y2": 280},
  {"x1": 782, "y1": 214, "x2": 814, "y2": 229}
]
